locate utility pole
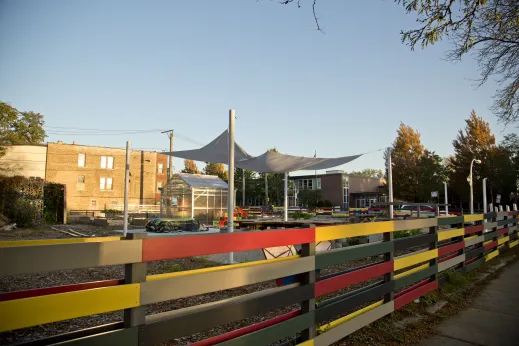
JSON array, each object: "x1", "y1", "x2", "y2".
[
  {"x1": 242, "y1": 168, "x2": 246, "y2": 207},
  {"x1": 265, "y1": 174, "x2": 269, "y2": 207},
  {"x1": 228, "y1": 109, "x2": 235, "y2": 264},
  {"x1": 123, "y1": 141, "x2": 131, "y2": 237},
  {"x1": 161, "y1": 130, "x2": 174, "y2": 180}
]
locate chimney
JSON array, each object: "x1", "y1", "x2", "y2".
[{"x1": 57, "y1": 140, "x2": 63, "y2": 144}]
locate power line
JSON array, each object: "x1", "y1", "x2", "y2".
[{"x1": 44, "y1": 126, "x2": 204, "y2": 146}]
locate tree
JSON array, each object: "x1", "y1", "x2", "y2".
[
  {"x1": 448, "y1": 110, "x2": 496, "y2": 204},
  {"x1": 348, "y1": 169, "x2": 384, "y2": 179},
  {"x1": 203, "y1": 162, "x2": 228, "y2": 181},
  {"x1": 277, "y1": 1, "x2": 519, "y2": 125},
  {"x1": 391, "y1": 123, "x2": 424, "y2": 202},
  {"x1": 0, "y1": 102, "x2": 46, "y2": 157},
  {"x1": 182, "y1": 159, "x2": 200, "y2": 174},
  {"x1": 418, "y1": 150, "x2": 448, "y2": 202}
]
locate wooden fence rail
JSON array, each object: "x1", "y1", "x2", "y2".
[{"x1": 0, "y1": 210, "x2": 517, "y2": 346}]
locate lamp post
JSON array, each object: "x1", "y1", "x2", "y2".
[
  {"x1": 482, "y1": 178, "x2": 488, "y2": 213},
  {"x1": 467, "y1": 159, "x2": 482, "y2": 214}
]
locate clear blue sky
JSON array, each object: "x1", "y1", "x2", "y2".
[{"x1": 0, "y1": 0, "x2": 512, "y2": 174}]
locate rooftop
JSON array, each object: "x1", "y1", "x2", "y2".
[{"x1": 177, "y1": 173, "x2": 228, "y2": 189}]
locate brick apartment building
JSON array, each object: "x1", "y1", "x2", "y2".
[
  {"x1": 289, "y1": 170, "x2": 387, "y2": 209},
  {"x1": 0, "y1": 142, "x2": 168, "y2": 211}
]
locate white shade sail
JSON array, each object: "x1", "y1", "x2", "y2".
[
  {"x1": 163, "y1": 130, "x2": 252, "y2": 164},
  {"x1": 235, "y1": 150, "x2": 363, "y2": 173}
]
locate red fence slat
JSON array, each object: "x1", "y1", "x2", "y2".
[
  {"x1": 394, "y1": 281, "x2": 438, "y2": 310},
  {"x1": 0, "y1": 279, "x2": 124, "y2": 302},
  {"x1": 464, "y1": 224, "x2": 484, "y2": 235},
  {"x1": 438, "y1": 241, "x2": 464, "y2": 257},
  {"x1": 189, "y1": 310, "x2": 301, "y2": 346},
  {"x1": 314, "y1": 261, "x2": 393, "y2": 298},
  {"x1": 142, "y1": 228, "x2": 315, "y2": 261},
  {"x1": 498, "y1": 228, "x2": 509, "y2": 236},
  {"x1": 484, "y1": 240, "x2": 498, "y2": 251}
]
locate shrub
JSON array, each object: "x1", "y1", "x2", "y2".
[
  {"x1": 11, "y1": 199, "x2": 41, "y2": 228},
  {"x1": 292, "y1": 211, "x2": 313, "y2": 220},
  {"x1": 394, "y1": 228, "x2": 422, "y2": 238}
]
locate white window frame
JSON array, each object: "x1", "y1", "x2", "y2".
[
  {"x1": 157, "y1": 181, "x2": 163, "y2": 192},
  {"x1": 158, "y1": 163, "x2": 163, "y2": 174},
  {"x1": 101, "y1": 156, "x2": 114, "y2": 169},
  {"x1": 100, "y1": 177, "x2": 113, "y2": 190},
  {"x1": 78, "y1": 153, "x2": 85, "y2": 167}
]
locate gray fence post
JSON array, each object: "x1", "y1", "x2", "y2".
[
  {"x1": 300, "y1": 224, "x2": 316, "y2": 341},
  {"x1": 124, "y1": 233, "x2": 147, "y2": 330},
  {"x1": 383, "y1": 223, "x2": 394, "y2": 303}
]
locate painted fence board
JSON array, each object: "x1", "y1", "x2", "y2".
[
  {"x1": 142, "y1": 228, "x2": 315, "y2": 261},
  {"x1": 0, "y1": 284, "x2": 140, "y2": 332},
  {"x1": 315, "y1": 241, "x2": 392, "y2": 269},
  {"x1": 314, "y1": 302, "x2": 394, "y2": 346},
  {"x1": 393, "y1": 233, "x2": 436, "y2": 251},
  {"x1": 0, "y1": 240, "x2": 142, "y2": 276},
  {"x1": 141, "y1": 284, "x2": 313, "y2": 344},
  {"x1": 394, "y1": 265, "x2": 437, "y2": 291},
  {"x1": 394, "y1": 249, "x2": 438, "y2": 271},
  {"x1": 315, "y1": 281, "x2": 393, "y2": 323},
  {"x1": 316, "y1": 222, "x2": 394, "y2": 242},
  {"x1": 315, "y1": 261, "x2": 393, "y2": 298},
  {"x1": 217, "y1": 311, "x2": 314, "y2": 346},
  {"x1": 393, "y1": 218, "x2": 437, "y2": 231},
  {"x1": 140, "y1": 256, "x2": 314, "y2": 304},
  {"x1": 438, "y1": 254, "x2": 466, "y2": 272}
]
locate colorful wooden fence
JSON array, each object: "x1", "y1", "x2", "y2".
[{"x1": 0, "y1": 210, "x2": 518, "y2": 346}]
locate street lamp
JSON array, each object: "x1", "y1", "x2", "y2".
[{"x1": 467, "y1": 159, "x2": 482, "y2": 214}]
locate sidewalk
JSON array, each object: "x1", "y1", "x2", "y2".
[{"x1": 418, "y1": 259, "x2": 519, "y2": 346}]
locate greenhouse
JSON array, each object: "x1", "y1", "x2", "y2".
[{"x1": 160, "y1": 173, "x2": 228, "y2": 225}]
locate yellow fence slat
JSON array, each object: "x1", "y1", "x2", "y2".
[
  {"x1": 394, "y1": 249, "x2": 438, "y2": 271},
  {"x1": 394, "y1": 263, "x2": 430, "y2": 280},
  {"x1": 297, "y1": 340, "x2": 314, "y2": 346},
  {"x1": 485, "y1": 250, "x2": 499, "y2": 262},
  {"x1": 510, "y1": 240, "x2": 519, "y2": 248},
  {"x1": 147, "y1": 255, "x2": 300, "y2": 281},
  {"x1": 0, "y1": 284, "x2": 140, "y2": 332},
  {"x1": 0, "y1": 236, "x2": 122, "y2": 247},
  {"x1": 316, "y1": 221, "x2": 394, "y2": 241},
  {"x1": 464, "y1": 214, "x2": 484, "y2": 223},
  {"x1": 438, "y1": 228, "x2": 464, "y2": 241},
  {"x1": 317, "y1": 300, "x2": 384, "y2": 333},
  {"x1": 498, "y1": 236, "x2": 509, "y2": 246}
]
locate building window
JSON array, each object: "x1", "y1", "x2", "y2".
[
  {"x1": 77, "y1": 175, "x2": 85, "y2": 191},
  {"x1": 100, "y1": 156, "x2": 114, "y2": 169},
  {"x1": 297, "y1": 179, "x2": 315, "y2": 190},
  {"x1": 100, "y1": 177, "x2": 113, "y2": 190},
  {"x1": 91, "y1": 200, "x2": 97, "y2": 209},
  {"x1": 78, "y1": 153, "x2": 85, "y2": 167},
  {"x1": 316, "y1": 178, "x2": 321, "y2": 190},
  {"x1": 158, "y1": 163, "x2": 163, "y2": 174},
  {"x1": 157, "y1": 181, "x2": 163, "y2": 192}
]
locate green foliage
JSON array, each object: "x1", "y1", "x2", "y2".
[
  {"x1": 394, "y1": 228, "x2": 421, "y2": 238},
  {"x1": 182, "y1": 159, "x2": 200, "y2": 174},
  {"x1": 297, "y1": 189, "x2": 322, "y2": 209},
  {"x1": 291, "y1": 211, "x2": 313, "y2": 220},
  {"x1": 203, "y1": 162, "x2": 228, "y2": 181},
  {"x1": 348, "y1": 168, "x2": 384, "y2": 179},
  {"x1": 0, "y1": 102, "x2": 46, "y2": 158},
  {"x1": 10, "y1": 199, "x2": 41, "y2": 228},
  {"x1": 390, "y1": 123, "x2": 446, "y2": 202},
  {"x1": 395, "y1": 0, "x2": 519, "y2": 125},
  {"x1": 101, "y1": 209, "x2": 123, "y2": 215}
]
